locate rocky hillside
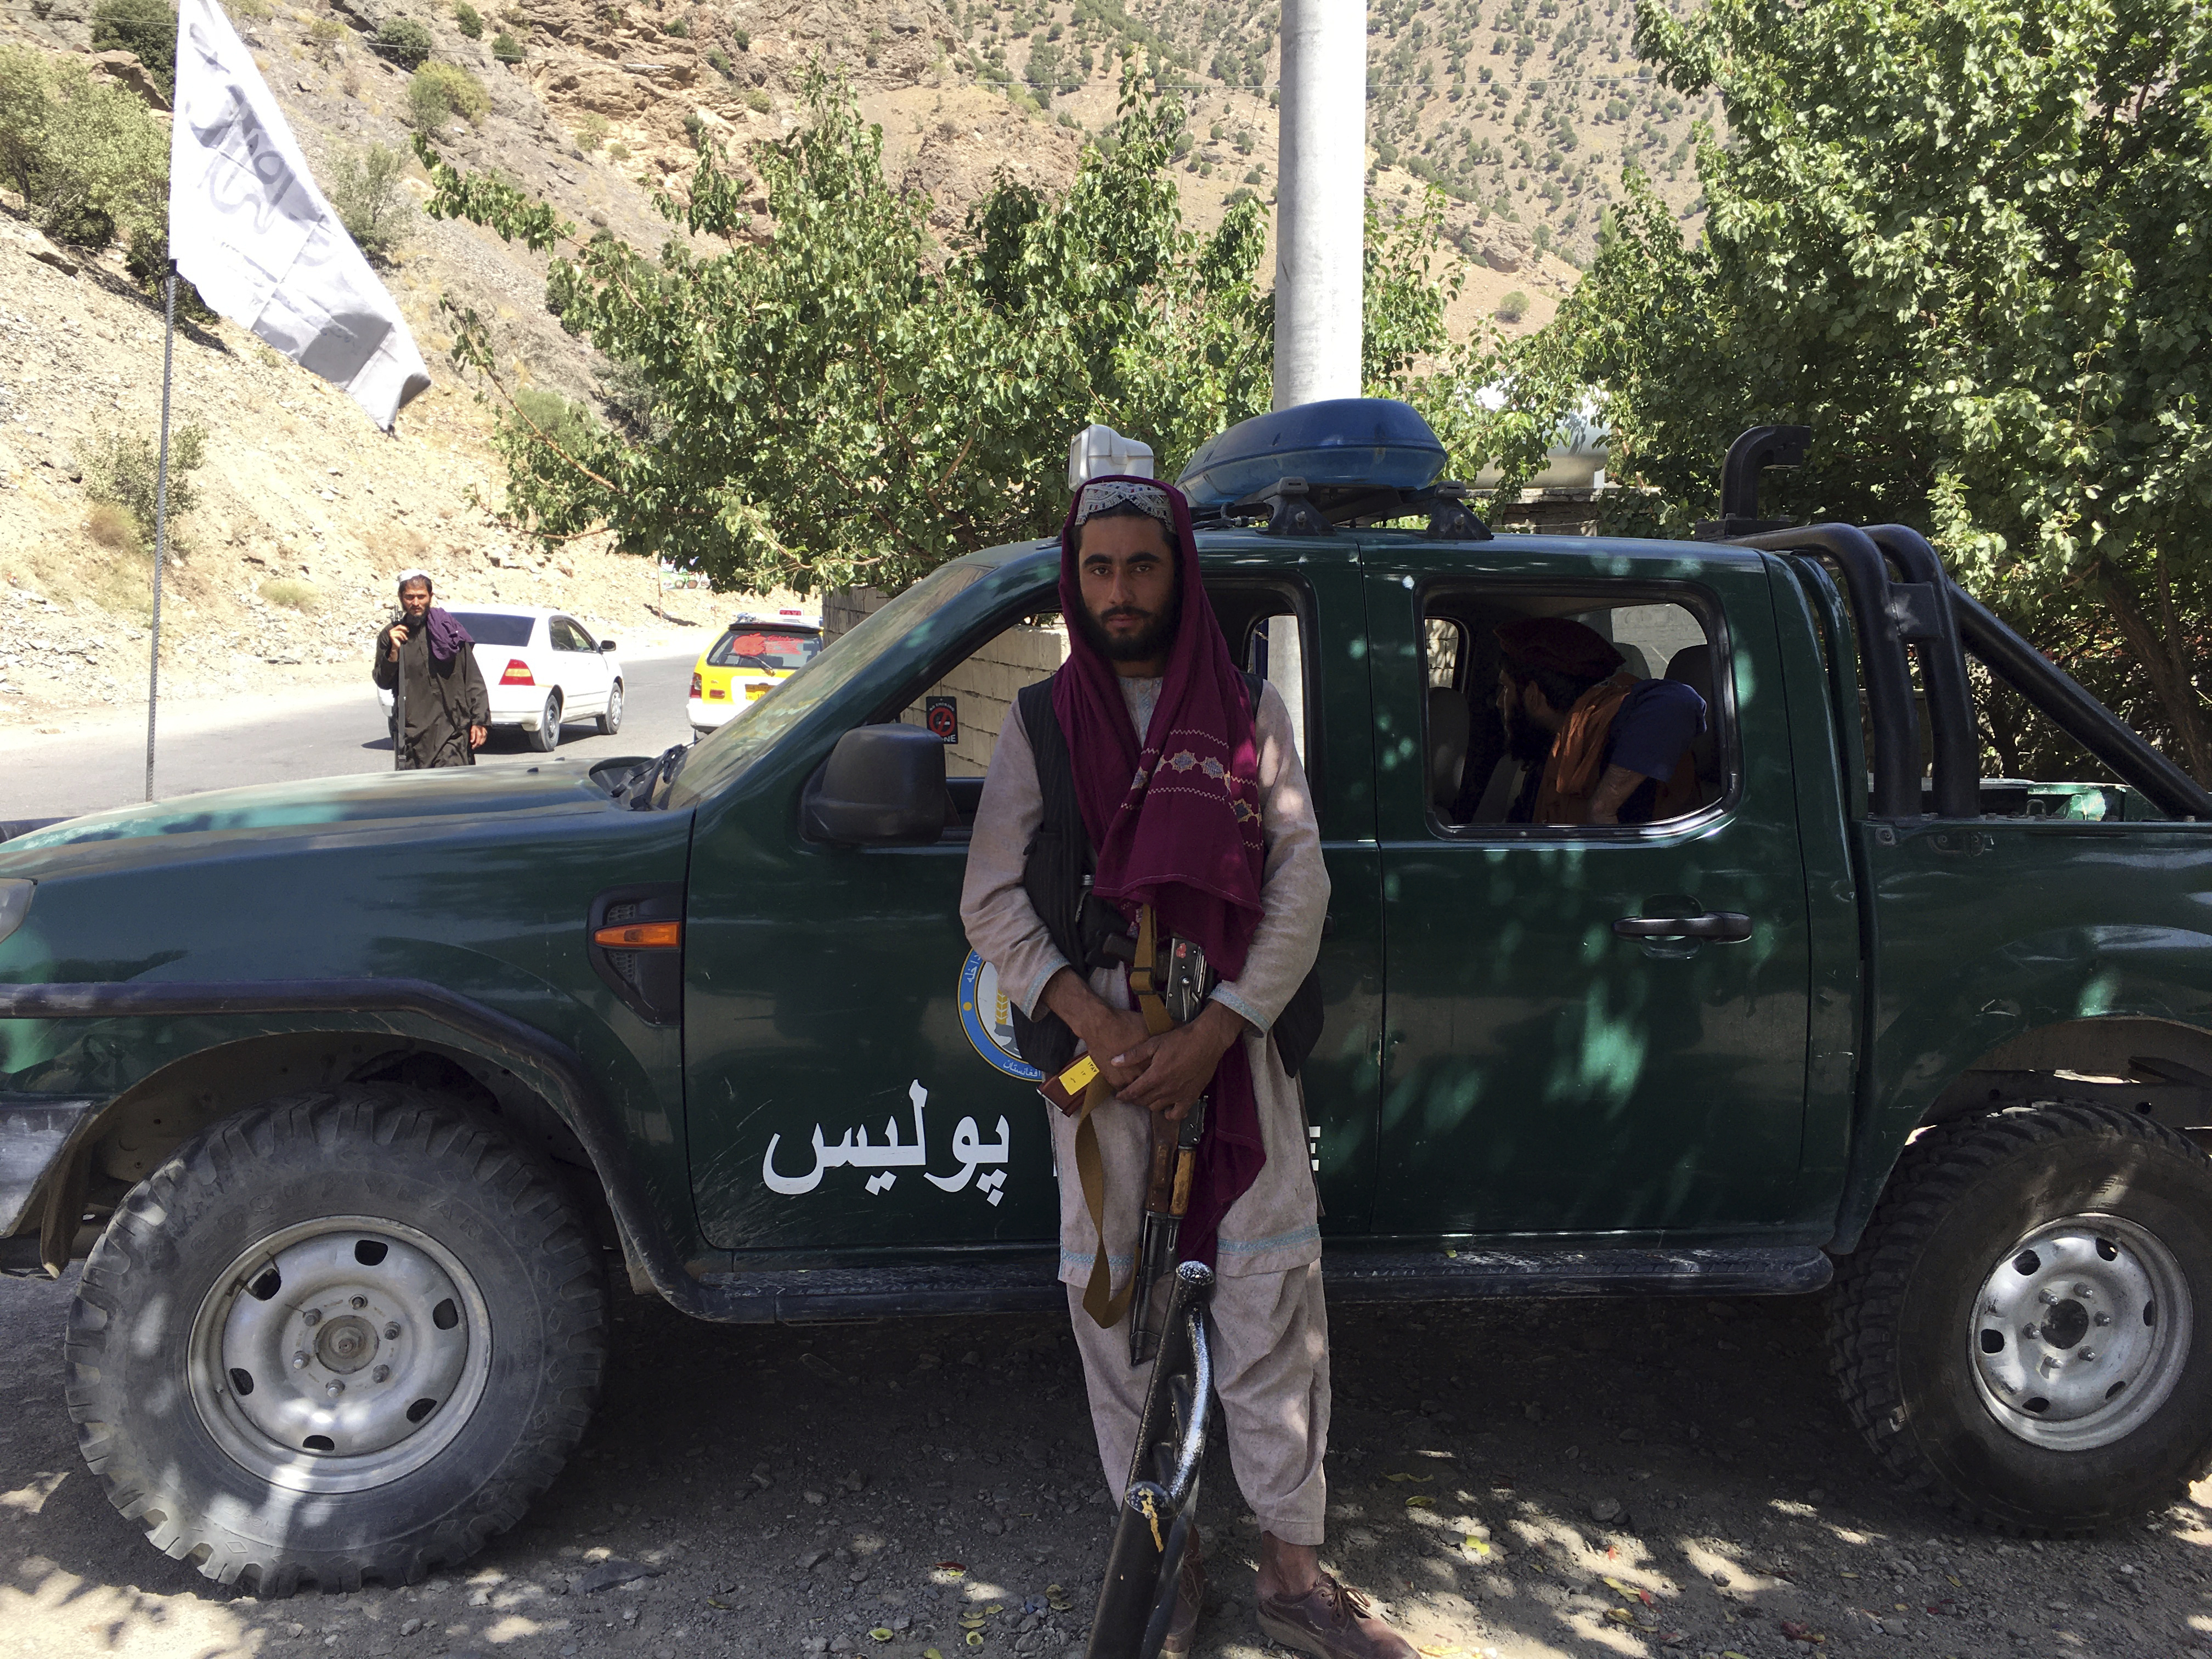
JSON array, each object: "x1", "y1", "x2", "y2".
[
  {"x1": 0, "y1": 219, "x2": 754, "y2": 734},
  {"x1": 0, "y1": 0, "x2": 1705, "y2": 738}
]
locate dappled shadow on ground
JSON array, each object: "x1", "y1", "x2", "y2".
[{"x1": 3, "y1": 1271, "x2": 2210, "y2": 1657}]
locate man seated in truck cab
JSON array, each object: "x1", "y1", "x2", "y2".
[{"x1": 1493, "y1": 616, "x2": 1708, "y2": 826}]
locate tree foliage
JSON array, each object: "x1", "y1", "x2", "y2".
[
  {"x1": 0, "y1": 43, "x2": 167, "y2": 250},
  {"x1": 78, "y1": 422, "x2": 211, "y2": 541},
  {"x1": 328, "y1": 142, "x2": 416, "y2": 259},
  {"x1": 417, "y1": 66, "x2": 1453, "y2": 596},
  {"x1": 90, "y1": 0, "x2": 177, "y2": 99},
  {"x1": 409, "y1": 60, "x2": 489, "y2": 131},
  {"x1": 374, "y1": 18, "x2": 433, "y2": 70},
  {"x1": 1488, "y1": 0, "x2": 2212, "y2": 776}
]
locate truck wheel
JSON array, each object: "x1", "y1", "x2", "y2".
[
  {"x1": 1830, "y1": 1102, "x2": 2212, "y2": 1532},
  {"x1": 65, "y1": 1087, "x2": 608, "y2": 1594}
]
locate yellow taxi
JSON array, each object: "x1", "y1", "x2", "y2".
[{"x1": 687, "y1": 612, "x2": 823, "y2": 736}]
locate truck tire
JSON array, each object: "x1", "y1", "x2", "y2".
[
  {"x1": 65, "y1": 1087, "x2": 608, "y2": 1594},
  {"x1": 1830, "y1": 1102, "x2": 2212, "y2": 1532}
]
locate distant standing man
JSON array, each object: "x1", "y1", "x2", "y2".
[
  {"x1": 373, "y1": 570, "x2": 488, "y2": 769},
  {"x1": 962, "y1": 477, "x2": 1414, "y2": 1659}
]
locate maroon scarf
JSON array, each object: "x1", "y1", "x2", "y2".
[{"x1": 1051, "y1": 475, "x2": 1267, "y2": 1272}]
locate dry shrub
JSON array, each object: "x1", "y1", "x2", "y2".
[
  {"x1": 259, "y1": 577, "x2": 320, "y2": 612},
  {"x1": 86, "y1": 500, "x2": 138, "y2": 550}
]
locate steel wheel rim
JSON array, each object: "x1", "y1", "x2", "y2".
[
  {"x1": 1968, "y1": 1212, "x2": 2192, "y2": 1451},
  {"x1": 607, "y1": 685, "x2": 622, "y2": 726},
  {"x1": 544, "y1": 695, "x2": 561, "y2": 738},
  {"x1": 189, "y1": 1216, "x2": 494, "y2": 1495}
]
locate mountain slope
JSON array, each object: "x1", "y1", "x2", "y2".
[{"x1": 0, "y1": 0, "x2": 1708, "y2": 736}]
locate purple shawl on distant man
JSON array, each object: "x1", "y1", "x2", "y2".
[
  {"x1": 421, "y1": 607, "x2": 473, "y2": 663},
  {"x1": 1051, "y1": 475, "x2": 1267, "y2": 1272}
]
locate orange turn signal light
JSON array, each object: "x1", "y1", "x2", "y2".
[{"x1": 592, "y1": 920, "x2": 681, "y2": 950}]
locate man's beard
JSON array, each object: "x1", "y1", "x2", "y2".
[
  {"x1": 1077, "y1": 591, "x2": 1181, "y2": 665},
  {"x1": 1502, "y1": 694, "x2": 1554, "y2": 767}
]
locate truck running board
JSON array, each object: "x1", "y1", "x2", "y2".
[
  {"x1": 683, "y1": 1244, "x2": 1833, "y2": 1323},
  {"x1": 1319, "y1": 1244, "x2": 1834, "y2": 1300}
]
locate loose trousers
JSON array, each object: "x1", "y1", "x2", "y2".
[{"x1": 1066, "y1": 1260, "x2": 1331, "y2": 1546}]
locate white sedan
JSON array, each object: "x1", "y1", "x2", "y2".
[{"x1": 376, "y1": 606, "x2": 624, "y2": 752}]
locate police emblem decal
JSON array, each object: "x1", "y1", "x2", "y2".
[{"x1": 958, "y1": 951, "x2": 1043, "y2": 1081}]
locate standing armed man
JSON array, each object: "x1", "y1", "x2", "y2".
[
  {"x1": 374, "y1": 571, "x2": 488, "y2": 770},
  {"x1": 962, "y1": 477, "x2": 1414, "y2": 1659}
]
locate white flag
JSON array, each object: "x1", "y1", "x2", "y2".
[{"x1": 169, "y1": 0, "x2": 431, "y2": 428}]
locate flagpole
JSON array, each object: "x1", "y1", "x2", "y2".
[{"x1": 145, "y1": 264, "x2": 177, "y2": 803}]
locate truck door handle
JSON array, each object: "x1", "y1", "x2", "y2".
[{"x1": 1613, "y1": 912, "x2": 1753, "y2": 941}]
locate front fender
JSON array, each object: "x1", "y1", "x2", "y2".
[{"x1": 0, "y1": 980, "x2": 709, "y2": 1308}]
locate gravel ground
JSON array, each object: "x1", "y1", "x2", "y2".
[{"x1": 3, "y1": 1270, "x2": 2211, "y2": 1659}]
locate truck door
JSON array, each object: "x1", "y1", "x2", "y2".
[
  {"x1": 680, "y1": 543, "x2": 1384, "y2": 1254},
  {"x1": 1363, "y1": 542, "x2": 1819, "y2": 1237}
]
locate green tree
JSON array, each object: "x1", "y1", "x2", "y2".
[
  {"x1": 91, "y1": 0, "x2": 176, "y2": 99},
  {"x1": 490, "y1": 29, "x2": 524, "y2": 63},
  {"x1": 408, "y1": 60, "x2": 489, "y2": 131},
  {"x1": 374, "y1": 17, "x2": 434, "y2": 70},
  {"x1": 454, "y1": 1, "x2": 483, "y2": 38},
  {"x1": 413, "y1": 70, "x2": 1245, "y2": 591},
  {"x1": 0, "y1": 45, "x2": 167, "y2": 250},
  {"x1": 78, "y1": 422, "x2": 210, "y2": 543},
  {"x1": 1517, "y1": 0, "x2": 2212, "y2": 776},
  {"x1": 507, "y1": 387, "x2": 598, "y2": 455},
  {"x1": 328, "y1": 142, "x2": 415, "y2": 258},
  {"x1": 415, "y1": 67, "x2": 1454, "y2": 594}
]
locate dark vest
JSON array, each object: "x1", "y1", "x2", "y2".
[{"x1": 1007, "y1": 673, "x2": 1325, "y2": 1079}]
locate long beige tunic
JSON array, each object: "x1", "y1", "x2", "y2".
[{"x1": 958, "y1": 676, "x2": 1331, "y2": 1288}]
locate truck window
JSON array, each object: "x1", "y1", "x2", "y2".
[
  {"x1": 1420, "y1": 588, "x2": 1726, "y2": 830},
  {"x1": 1232, "y1": 594, "x2": 1313, "y2": 780},
  {"x1": 884, "y1": 590, "x2": 1322, "y2": 784},
  {"x1": 896, "y1": 617, "x2": 1070, "y2": 780},
  {"x1": 883, "y1": 580, "x2": 1321, "y2": 835}
]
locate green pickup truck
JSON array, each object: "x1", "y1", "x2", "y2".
[{"x1": 4, "y1": 402, "x2": 2211, "y2": 1596}]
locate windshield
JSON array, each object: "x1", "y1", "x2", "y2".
[
  {"x1": 707, "y1": 628, "x2": 820, "y2": 672},
  {"x1": 668, "y1": 563, "x2": 990, "y2": 809},
  {"x1": 448, "y1": 611, "x2": 535, "y2": 647}
]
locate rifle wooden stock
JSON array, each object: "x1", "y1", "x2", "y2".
[{"x1": 1143, "y1": 1109, "x2": 1177, "y2": 1215}]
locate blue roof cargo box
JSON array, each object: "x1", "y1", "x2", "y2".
[{"x1": 1177, "y1": 398, "x2": 1449, "y2": 508}]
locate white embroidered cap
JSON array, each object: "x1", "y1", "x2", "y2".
[{"x1": 1073, "y1": 478, "x2": 1175, "y2": 531}]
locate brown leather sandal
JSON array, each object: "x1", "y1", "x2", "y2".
[{"x1": 1256, "y1": 1570, "x2": 1416, "y2": 1659}]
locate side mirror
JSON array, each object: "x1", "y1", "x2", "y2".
[
  {"x1": 599, "y1": 639, "x2": 618, "y2": 652},
  {"x1": 802, "y1": 725, "x2": 947, "y2": 846}
]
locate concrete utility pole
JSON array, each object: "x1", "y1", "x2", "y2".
[{"x1": 1273, "y1": 0, "x2": 1367, "y2": 409}]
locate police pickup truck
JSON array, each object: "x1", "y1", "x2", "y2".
[{"x1": 4, "y1": 400, "x2": 2211, "y2": 1595}]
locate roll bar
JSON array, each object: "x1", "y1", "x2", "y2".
[
  {"x1": 1736, "y1": 521, "x2": 2211, "y2": 821},
  {"x1": 1734, "y1": 523, "x2": 1939, "y2": 816}
]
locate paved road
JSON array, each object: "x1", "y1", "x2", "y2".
[{"x1": 0, "y1": 649, "x2": 703, "y2": 823}]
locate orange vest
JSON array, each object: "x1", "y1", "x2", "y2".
[{"x1": 1534, "y1": 672, "x2": 1703, "y2": 825}]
